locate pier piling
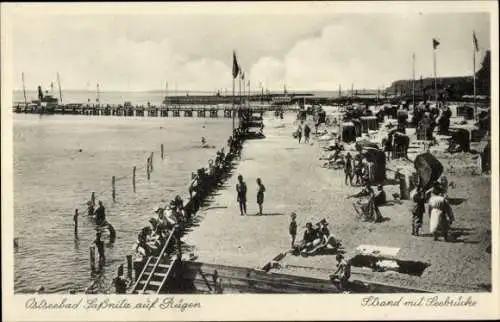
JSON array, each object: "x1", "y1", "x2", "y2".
[
  {"x1": 150, "y1": 152, "x2": 154, "y2": 172},
  {"x1": 126, "y1": 255, "x2": 133, "y2": 280},
  {"x1": 74, "y1": 209, "x2": 78, "y2": 235},
  {"x1": 90, "y1": 246, "x2": 96, "y2": 271},
  {"x1": 112, "y1": 176, "x2": 116, "y2": 202},
  {"x1": 132, "y1": 166, "x2": 136, "y2": 192},
  {"x1": 161, "y1": 144, "x2": 164, "y2": 160},
  {"x1": 147, "y1": 158, "x2": 151, "y2": 181}
]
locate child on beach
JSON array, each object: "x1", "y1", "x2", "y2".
[
  {"x1": 256, "y1": 178, "x2": 266, "y2": 215},
  {"x1": 297, "y1": 124, "x2": 303, "y2": 143},
  {"x1": 289, "y1": 213, "x2": 298, "y2": 249},
  {"x1": 303, "y1": 123, "x2": 311, "y2": 143}
]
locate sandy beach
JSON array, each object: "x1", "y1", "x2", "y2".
[{"x1": 184, "y1": 112, "x2": 491, "y2": 293}]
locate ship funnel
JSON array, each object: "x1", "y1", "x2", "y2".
[{"x1": 37, "y1": 86, "x2": 44, "y2": 100}]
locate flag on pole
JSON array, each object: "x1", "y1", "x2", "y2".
[
  {"x1": 232, "y1": 51, "x2": 240, "y2": 79},
  {"x1": 432, "y1": 38, "x2": 440, "y2": 50},
  {"x1": 473, "y1": 31, "x2": 479, "y2": 52}
]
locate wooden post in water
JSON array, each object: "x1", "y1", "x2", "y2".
[
  {"x1": 74, "y1": 209, "x2": 78, "y2": 236},
  {"x1": 126, "y1": 255, "x2": 133, "y2": 280},
  {"x1": 150, "y1": 152, "x2": 154, "y2": 172},
  {"x1": 112, "y1": 176, "x2": 116, "y2": 202},
  {"x1": 132, "y1": 166, "x2": 136, "y2": 192},
  {"x1": 161, "y1": 144, "x2": 164, "y2": 160},
  {"x1": 90, "y1": 246, "x2": 96, "y2": 271},
  {"x1": 147, "y1": 158, "x2": 151, "y2": 181}
]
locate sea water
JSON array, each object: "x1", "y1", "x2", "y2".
[{"x1": 13, "y1": 113, "x2": 233, "y2": 293}]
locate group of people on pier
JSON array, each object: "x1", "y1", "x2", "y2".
[{"x1": 124, "y1": 124, "x2": 248, "y2": 291}]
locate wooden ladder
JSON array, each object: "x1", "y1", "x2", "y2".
[{"x1": 130, "y1": 229, "x2": 178, "y2": 294}]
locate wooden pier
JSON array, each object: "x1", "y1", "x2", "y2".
[{"x1": 13, "y1": 103, "x2": 299, "y2": 117}]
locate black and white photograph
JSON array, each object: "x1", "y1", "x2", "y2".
[{"x1": 1, "y1": 1, "x2": 498, "y2": 320}]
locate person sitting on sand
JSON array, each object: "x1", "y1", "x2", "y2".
[
  {"x1": 317, "y1": 219, "x2": 340, "y2": 250},
  {"x1": 201, "y1": 137, "x2": 206, "y2": 145},
  {"x1": 300, "y1": 222, "x2": 322, "y2": 253}
]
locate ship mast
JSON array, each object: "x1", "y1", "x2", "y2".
[
  {"x1": 21, "y1": 72, "x2": 28, "y2": 106},
  {"x1": 96, "y1": 83, "x2": 100, "y2": 106},
  {"x1": 57, "y1": 72, "x2": 63, "y2": 103}
]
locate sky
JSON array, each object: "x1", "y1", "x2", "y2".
[{"x1": 7, "y1": 7, "x2": 491, "y2": 92}]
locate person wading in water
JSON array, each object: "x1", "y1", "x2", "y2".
[
  {"x1": 94, "y1": 232, "x2": 105, "y2": 263},
  {"x1": 94, "y1": 200, "x2": 106, "y2": 226},
  {"x1": 256, "y1": 178, "x2": 266, "y2": 215},
  {"x1": 236, "y1": 175, "x2": 247, "y2": 216}
]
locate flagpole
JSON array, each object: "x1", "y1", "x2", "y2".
[
  {"x1": 473, "y1": 41, "x2": 477, "y2": 121},
  {"x1": 232, "y1": 76, "x2": 235, "y2": 131},
  {"x1": 433, "y1": 47, "x2": 437, "y2": 106},
  {"x1": 412, "y1": 53, "x2": 415, "y2": 109},
  {"x1": 21, "y1": 72, "x2": 28, "y2": 107},
  {"x1": 56, "y1": 72, "x2": 63, "y2": 104}
]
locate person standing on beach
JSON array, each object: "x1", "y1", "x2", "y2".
[
  {"x1": 236, "y1": 175, "x2": 247, "y2": 216},
  {"x1": 344, "y1": 153, "x2": 353, "y2": 185},
  {"x1": 410, "y1": 187, "x2": 425, "y2": 236},
  {"x1": 297, "y1": 124, "x2": 303, "y2": 143},
  {"x1": 289, "y1": 213, "x2": 298, "y2": 248},
  {"x1": 256, "y1": 178, "x2": 266, "y2": 215},
  {"x1": 303, "y1": 123, "x2": 311, "y2": 143}
]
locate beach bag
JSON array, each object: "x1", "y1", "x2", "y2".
[{"x1": 414, "y1": 153, "x2": 443, "y2": 190}]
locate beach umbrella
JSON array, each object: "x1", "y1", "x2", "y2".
[{"x1": 413, "y1": 153, "x2": 443, "y2": 190}]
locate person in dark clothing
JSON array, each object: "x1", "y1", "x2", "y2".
[
  {"x1": 410, "y1": 187, "x2": 426, "y2": 236},
  {"x1": 256, "y1": 178, "x2": 266, "y2": 215},
  {"x1": 94, "y1": 200, "x2": 106, "y2": 226},
  {"x1": 372, "y1": 185, "x2": 385, "y2": 222},
  {"x1": 297, "y1": 124, "x2": 303, "y2": 143},
  {"x1": 303, "y1": 124, "x2": 311, "y2": 143},
  {"x1": 73, "y1": 209, "x2": 79, "y2": 235},
  {"x1": 236, "y1": 175, "x2": 247, "y2": 216},
  {"x1": 289, "y1": 212, "x2": 298, "y2": 248},
  {"x1": 300, "y1": 222, "x2": 319, "y2": 252},
  {"x1": 344, "y1": 153, "x2": 353, "y2": 185},
  {"x1": 94, "y1": 232, "x2": 105, "y2": 263},
  {"x1": 113, "y1": 265, "x2": 128, "y2": 294}
]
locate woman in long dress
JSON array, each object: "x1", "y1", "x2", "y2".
[{"x1": 427, "y1": 186, "x2": 454, "y2": 241}]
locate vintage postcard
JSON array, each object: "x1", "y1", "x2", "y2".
[{"x1": 1, "y1": 1, "x2": 499, "y2": 321}]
